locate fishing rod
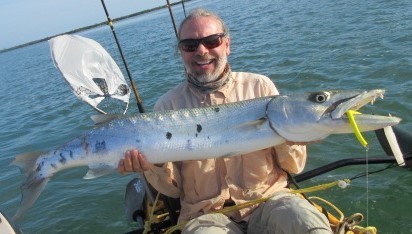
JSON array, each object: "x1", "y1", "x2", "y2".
[
  {"x1": 181, "y1": 0, "x2": 187, "y2": 17},
  {"x1": 100, "y1": 0, "x2": 145, "y2": 114},
  {"x1": 166, "y1": 0, "x2": 179, "y2": 38},
  {"x1": 99, "y1": 0, "x2": 156, "y2": 205},
  {"x1": 294, "y1": 154, "x2": 412, "y2": 183}
]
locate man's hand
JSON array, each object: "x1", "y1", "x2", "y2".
[{"x1": 118, "y1": 149, "x2": 154, "y2": 175}]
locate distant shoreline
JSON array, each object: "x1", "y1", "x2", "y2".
[{"x1": 0, "y1": 1, "x2": 187, "y2": 54}]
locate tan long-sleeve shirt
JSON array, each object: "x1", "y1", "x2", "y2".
[{"x1": 144, "y1": 72, "x2": 306, "y2": 222}]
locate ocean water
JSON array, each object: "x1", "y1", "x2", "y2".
[{"x1": 1, "y1": 0, "x2": 411, "y2": 233}]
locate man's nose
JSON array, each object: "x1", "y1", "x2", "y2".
[{"x1": 195, "y1": 43, "x2": 209, "y2": 54}]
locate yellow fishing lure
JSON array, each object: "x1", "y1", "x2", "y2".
[{"x1": 346, "y1": 110, "x2": 368, "y2": 148}]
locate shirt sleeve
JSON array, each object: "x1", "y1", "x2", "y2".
[
  {"x1": 274, "y1": 144, "x2": 307, "y2": 174},
  {"x1": 143, "y1": 162, "x2": 181, "y2": 198}
]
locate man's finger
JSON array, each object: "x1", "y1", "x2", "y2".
[
  {"x1": 123, "y1": 150, "x2": 134, "y2": 172},
  {"x1": 118, "y1": 159, "x2": 126, "y2": 175}
]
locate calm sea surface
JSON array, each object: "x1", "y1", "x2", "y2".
[{"x1": 1, "y1": 0, "x2": 411, "y2": 233}]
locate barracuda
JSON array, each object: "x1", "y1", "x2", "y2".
[{"x1": 12, "y1": 89, "x2": 400, "y2": 219}]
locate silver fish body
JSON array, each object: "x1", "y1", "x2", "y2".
[{"x1": 12, "y1": 89, "x2": 401, "y2": 219}]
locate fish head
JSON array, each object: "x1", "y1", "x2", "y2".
[{"x1": 266, "y1": 89, "x2": 401, "y2": 142}]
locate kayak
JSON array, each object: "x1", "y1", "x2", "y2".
[{"x1": 0, "y1": 211, "x2": 20, "y2": 234}]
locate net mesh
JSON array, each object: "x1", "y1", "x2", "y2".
[{"x1": 49, "y1": 34, "x2": 130, "y2": 114}]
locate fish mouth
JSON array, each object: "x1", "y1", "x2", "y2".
[{"x1": 331, "y1": 89, "x2": 385, "y2": 119}]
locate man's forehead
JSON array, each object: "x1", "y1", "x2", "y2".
[{"x1": 180, "y1": 16, "x2": 222, "y2": 38}]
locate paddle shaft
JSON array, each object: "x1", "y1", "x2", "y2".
[{"x1": 100, "y1": 0, "x2": 145, "y2": 114}]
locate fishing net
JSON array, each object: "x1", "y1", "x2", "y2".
[{"x1": 49, "y1": 34, "x2": 130, "y2": 114}]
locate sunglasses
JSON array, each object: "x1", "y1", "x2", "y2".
[{"x1": 178, "y1": 33, "x2": 227, "y2": 52}]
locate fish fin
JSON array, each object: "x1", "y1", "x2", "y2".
[
  {"x1": 11, "y1": 152, "x2": 45, "y2": 176},
  {"x1": 234, "y1": 117, "x2": 267, "y2": 129},
  {"x1": 11, "y1": 152, "x2": 51, "y2": 220},
  {"x1": 14, "y1": 177, "x2": 50, "y2": 220},
  {"x1": 221, "y1": 152, "x2": 242, "y2": 158},
  {"x1": 83, "y1": 164, "x2": 114, "y2": 179},
  {"x1": 90, "y1": 114, "x2": 119, "y2": 125}
]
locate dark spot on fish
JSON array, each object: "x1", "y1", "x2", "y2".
[
  {"x1": 195, "y1": 133, "x2": 198, "y2": 137},
  {"x1": 214, "y1": 107, "x2": 220, "y2": 112},
  {"x1": 197, "y1": 124, "x2": 202, "y2": 133},
  {"x1": 59, "y1": 153, "x2": 67, "y2": 164},
  {"x1": 69, "y1": 150, "x2": 74, "y2": 158},
  {"x1": 208, "y1": 136, "x2": 210, "y2": 140},
  {"x1": 36, "y1": 164, "x2": 42, "y2": 172},
  {"x1": 186, "y1": 139, "x2": 194, "y2": 150},
  {"x1": 94, "y1": 140, "x2": 107, "y2": 153},
  {"x1": 82, "y1": 140, "x2": 90, "y2": 155},
  {"x1": 136, "y1": 139, "x2": 141, "y2": 143},
  {"x1": 166, "y1": 132, "x2": 172, "y2": 140},
  {"x1": 51, "y1": 163, "x2": 57, "y2": 169}
]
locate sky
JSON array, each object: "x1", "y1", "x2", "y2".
[{"x1": 0, "y1": 0, "x2": 180, "y2": 50}]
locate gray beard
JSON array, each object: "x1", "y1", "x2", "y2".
[
  {"x1": 186, "y1": 63, "x2": 231, "y2": 93},
  {"x1": 192, "y1": 55, "x2": 227, "y2": 83}
]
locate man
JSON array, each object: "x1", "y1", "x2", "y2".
[{"x1": 118, "y1": 8, "x2": 332, "y2": 234}]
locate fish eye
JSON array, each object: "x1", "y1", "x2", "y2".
[{"x1": 310, "y1": 92, "x2": 329, "y2": 103}]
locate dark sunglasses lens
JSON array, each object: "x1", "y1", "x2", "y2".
[
  {"x1": 202, "y1": 35, "x2": 223, "y2": 49},
  {"x1": 179, "y1": 34, "x2": 225, "y2": 52},
  {"x1": 179, "y1": 40, "x2": 199, "y2": 52}
]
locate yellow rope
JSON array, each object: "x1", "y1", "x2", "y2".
[
  {"x1": 143, "y1": 192, "x2": 160, "y2": 234},
  {"x1": 165, "y1": 179, "x2": 351, "y2": 233},
  {"x1": 290, "y1": 179, "x2": 351, "y2": 194},
  {"x1": 309, "y1": 196, "x2": 345, "y2": 222},
  {"x1": 165, "y1": 221, "x2": 187, "y2": 234},
  {"x1": 164, "y1": 180, "x2": 379, "y2": 234},
  {"x1": 306, "y1": 197, "x2": 378, "y2": 234},
  {"x1": 341, "y1": 214, "x2": 377, "y2": 234},
  {"x1": 352, "y1": 225, "x2": 377, "y2": 234}
]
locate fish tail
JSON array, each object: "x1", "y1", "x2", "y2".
[
  {"x1": 11, "y1": 152, "x2": 50, "y2": 220},
  {"x1": 13, "y1": 177, "x2": 50, "y2": 220},
  {"x1": 11, "y1": 152, "x2": 44, "y2": 176}
]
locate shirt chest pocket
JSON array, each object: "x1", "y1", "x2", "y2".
[
  {"x1": 240, "y1": 149, "x2": 277, "y2": 189},
  {"x1": 181, "y1": 160, "x2": 221, "y2": 203}
]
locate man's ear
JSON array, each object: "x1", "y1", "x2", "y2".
[{"x1": 225, "y1": 37, "x2": 231, "y2": 55}]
